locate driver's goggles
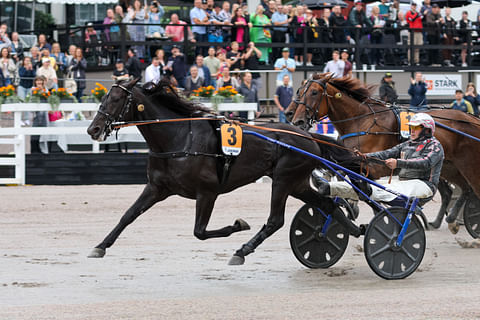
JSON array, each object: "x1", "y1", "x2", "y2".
[{"x1": 409, "y1": 125, "x2": 422, "y2": 130}]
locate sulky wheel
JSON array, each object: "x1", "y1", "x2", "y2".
[
  {"x1": 464, "y1": 194, "x2": 480, "y2": 239},
  {"x1": 290, "y1": 204, "x2": 349, "y2": 269},
  {"x1": 364, "y1": 207, "x2": 425, "y2": 280}
]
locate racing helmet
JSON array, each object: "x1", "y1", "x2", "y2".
[{"x1": 407, "y1": 113, "x2": 435, "y2": 134}]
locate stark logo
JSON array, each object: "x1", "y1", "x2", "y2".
[{"x1": 425, "y1": 80, "x2": 433, "y2": 90}]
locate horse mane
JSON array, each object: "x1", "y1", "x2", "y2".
[
  {"x1": 310, "y1": 132, "x2": 361, "y2": 169},
  {"x1": 313, "y1": 73, "x2": 375, "y2": 103},
  {"x1": 141, "y1": 78, "x2": 210, "y2": 116}
]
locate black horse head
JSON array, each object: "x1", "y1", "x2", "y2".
[
  {"x1": 87, "y1": 77, "x2": 141, "y2": 141},
  {"x1": 88, "y1": 77, "x2": 211, "y2": 141}
]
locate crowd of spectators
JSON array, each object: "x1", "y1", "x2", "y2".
[
  {"x1": 73, "y1": 0, "x2": 480, "y2": 82},
  {"x1": 5, "y1": 0, "x2": 480, "y2": 78},
  {"x1": 0, "y1": 21, "x2": 91, "y2": 131},
  {"x1": 93, "y1": 0, "x2": 480, "y2": 122},
  {"x1": 0, "y1": 25, "x2": 89, "y2": 103},
  {"x1": 3, "y1": 0, "x2": 480, "y2": 126},
  {"x1": 48, "y1": 0, "x2": 469, "y2": 69}
]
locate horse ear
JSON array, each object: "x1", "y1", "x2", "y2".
[
  {"x1": 325, "y1": 73, "x2": 335, "y2": 81},
  {"x1": 126, "y1": 77, "x2": 141, "y2": 88}
]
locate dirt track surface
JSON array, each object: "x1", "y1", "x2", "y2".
[{"x1": 1, "y1": 183, "x2": 479, "y2": 319}]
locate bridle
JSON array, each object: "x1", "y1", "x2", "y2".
[
  {"x1": 293, "y1": 77, "x2": 332, "y2": 127},
  {"x1": 96, "y1": 83, "x2": 134, "y2": 137}
]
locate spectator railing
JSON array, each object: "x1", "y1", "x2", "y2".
[{"x1": 22, "y1": 22, "x2": 480, "y2": 69}]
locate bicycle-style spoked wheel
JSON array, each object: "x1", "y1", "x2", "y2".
[
  {"x1": 290, "y1": 204, "x2": 349, "y2": 269},
  {"x1": 464, "y1": 195, "x2": 480, "y2": 239},
  {"x1": 364, "y1": 207, "x2": 425, "y2": 280}
]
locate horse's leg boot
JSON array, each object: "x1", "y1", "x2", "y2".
[
  {"x1": 351, "y1": 179, "x2": 372, "y2": 202},
  {"x1": 311, "y1": 171, "x2": 331, "y2": 196}
]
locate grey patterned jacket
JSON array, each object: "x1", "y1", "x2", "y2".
[{"x1": 367, "y1": 136, "x2": 444, "y2": 192}]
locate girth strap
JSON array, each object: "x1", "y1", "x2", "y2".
[{"x1": 149, "y1": 150, "x2": 225, "y2": 158}]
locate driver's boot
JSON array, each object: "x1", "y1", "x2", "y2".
[{"x1": 311, "y1": 170, "x2": 331, "y2": 196}]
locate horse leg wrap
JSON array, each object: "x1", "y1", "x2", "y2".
[
  {"x1": 235, "y1": 224, "x2": 271, "y2": 257},
  {"x1": 330, "y1": 205, "x2": 362, "y2": 237},
  {"x1": 351, "y1": 179, "x2": 372, "y2": 202},
  {"x1": 446, "y1": 192, "x2": 467, "y2": 223}
]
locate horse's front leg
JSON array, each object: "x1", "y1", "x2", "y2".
[
  {"x1": 228, "y1": 185, "x2": 289, "y2": 265},
  {"x1": 429, "y1": 179, "x2": 453, "y2": 229},
  {"x1": 88, "y1": 183, "x2": 168, "y2": 258},
  {"x1": 193, "y1": 192, "x2": 250, "y2": 240}
]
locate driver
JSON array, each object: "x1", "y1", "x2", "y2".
[{"x1": 312, "y1": 113, "x2": 445, "y2": 203}]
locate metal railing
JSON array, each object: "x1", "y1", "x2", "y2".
[{"x1": 23, "y1": 22, "x2": 480, "y2": 69}]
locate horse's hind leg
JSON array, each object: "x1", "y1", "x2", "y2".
[
  {"x1": 88, "y1": 184, "x2": 168, "y2": 258},
  {"x1": 429, "y1": 179, "x2": 453, "y2": 229},
  {"x1": 229, "y1": 185, "x2": 289, "y2": 265},
  {"x1": 446, "y1": 188, "x2": 468, "y2": 234},
  {"x1": 193, "y1": 192, "x2": 250, "y2": 240}
]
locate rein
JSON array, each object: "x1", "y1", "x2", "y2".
[
  {"x1": 231, "y1": 120, "x2": 353, "y2": 151},
  {"x1": 113, "y1": 116, "x2": 353, "y2": 152},
  {"x1": 112, "y1": 117, "x2": 223, "y2": 129},
  {"x1": 100, "y1": 82, "x2": 389, "y2": 178},
  {"x1": 112, "y1": 115, "x2": 389, "y2": 178}
]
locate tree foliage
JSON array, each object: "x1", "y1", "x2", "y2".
[{"x1": 35, "y1": 10, "x2": 55, "y2": 30}]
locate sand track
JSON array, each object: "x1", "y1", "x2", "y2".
[{"x1": 1, "y1": 184, "x2": 479, "y2": 319}]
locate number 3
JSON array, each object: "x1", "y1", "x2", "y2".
[{"x1": 227, "y1": 127, "x2": 237, "y2": 145}]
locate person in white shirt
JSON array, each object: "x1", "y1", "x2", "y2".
[
  {"x1": 36, "y1": 57, "x2": 58, "y2": 90},
  {"x1": 323, "y1": 50, "x2": 345, "y2": 79},
  {"x1": 145, "y1": 56, "x2": 161, "y2": 84},
  {"x1": 274, "y1": 47, "x2": 295, "y2": 86}
]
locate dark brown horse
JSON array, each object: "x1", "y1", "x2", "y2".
[
  {"x1": 86, "y1": 78, "x2": 364, "y2": 264},
  {"x1": 285, "y1": 73, "x2": 480, "y2": 234}
]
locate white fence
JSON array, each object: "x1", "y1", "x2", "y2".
[{"x1": 0, "y1": 102, "x2": 258, "y2": 185}]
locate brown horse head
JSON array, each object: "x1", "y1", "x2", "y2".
[
  {"x1": 285, "y1": 73, "x2": 333, "y2": 130},
  {"x1": 285, "y1": 73, "x2": 373, "y2": 130},
  {"x1": 87, "y1": 77, "x2": 141, "y2": 141}
]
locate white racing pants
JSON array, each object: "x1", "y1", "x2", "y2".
[{"x1": 328, "y1": 179, "x2": 433, "y2": 203}]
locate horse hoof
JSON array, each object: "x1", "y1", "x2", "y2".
[
  {"x1": 428, "y1": 221, "x2": 441, "y2": 229},
  {"x1": 235, "y1": 218, "x2": 250, "y2": 231},
  {"x1": 455, "y1": 237, "x2": 480, "y2": 248},
  {"x1": 448, "y1": 222, "x2": 460, "y2": 235},
  {"x1": 88, "y1": 248, "x2": 106, "y2": 258},
  {"x1": 228, "y1": 255, "x2": 245, "y2": 265}
]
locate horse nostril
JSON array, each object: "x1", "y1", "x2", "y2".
[
  {"x1": 87, "y1": 126, "x2": 100, "y2": 136},
  {"x1": 285, "y1": 111, "x2": 293, "y2": 120},
  {"x1": 294, "y1": 120, "x2": 305, "y2": 127}
]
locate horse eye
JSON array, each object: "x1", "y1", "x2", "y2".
[{"x1": 312, "y1": 90, "x2": 318, "y2": 95}]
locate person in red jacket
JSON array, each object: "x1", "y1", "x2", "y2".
[{"x1": 405, "y1": 2, "x2": 423, "y2": 65}]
